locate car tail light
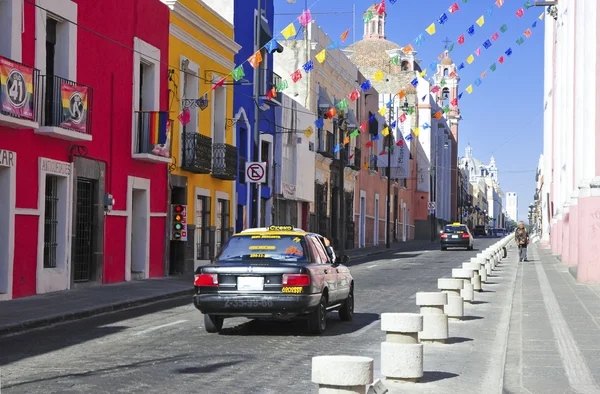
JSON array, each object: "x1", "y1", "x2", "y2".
[
  {"x1": 282, "y1": 274, "x2": 310, "y2": 286},
  {"x1": 194, "y1": 273, "x2": 218, "y2": 286},
  {"x1": 441, "y1": 233, "x2": 448, "y2": 238},
  {"x1": 462, "y1": 233, "x2": 470, "y2": 238}
]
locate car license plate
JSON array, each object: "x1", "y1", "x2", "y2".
[
  {"x1": 237, "y1": 276, "x2": 264, "y2": 291},
  {"x1": 452, "y1": 235, "x2": 459, "y2": 238}
]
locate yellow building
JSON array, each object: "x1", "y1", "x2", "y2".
[{"x1": 162, "y1": 0, "x2": 241, "y2": 274}]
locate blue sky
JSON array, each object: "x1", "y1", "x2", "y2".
[{"x1": 273, "y1": 0, "x2": 545, "y2": 222}]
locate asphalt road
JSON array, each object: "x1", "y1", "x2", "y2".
[{"x1": 0, "y1": 238, "x2": 497, "y2": 394}]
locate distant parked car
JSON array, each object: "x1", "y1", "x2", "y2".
[{"x1": 474, "y1": 225, "x2": 487, "y2": 237}]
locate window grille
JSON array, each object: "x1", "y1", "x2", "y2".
[
  {"x1": 196, "y1": 196, "x2": 211, "y2": 260},
  {"x1": 43, "y1": 175, "x2": 59, "y2": 268}
]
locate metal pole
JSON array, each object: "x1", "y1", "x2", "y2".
[
  {"x1": 252, "y1": 0, "x2": 261, "y2": 227},
  {"x1": 339, "y1": 117, "x2": 346, "y2": 256},
  {"x1": 386, "y1": 94, "x2": 392, "y2": 248}
]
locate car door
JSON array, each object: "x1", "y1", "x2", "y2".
[
  {"x1": 307, "y1": 235, "x2": 338, "y2": 303},
  {"x1": 316, "y1": 234, "x2": 349, "y2": 301}
]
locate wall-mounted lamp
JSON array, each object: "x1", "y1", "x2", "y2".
[{"x1": 104, "y1": 193, "x2": 115, "y2": 212}]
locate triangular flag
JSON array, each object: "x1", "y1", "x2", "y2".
[
  {"x1": 328, "y1": 41, "x2": 339, "y2": 50},
  {"x1": 373, "y1": 70, "x2": 385, "y2": 82},
  {"x1": 403, "y1": 44, "x2": 414, "y2": 54},
  {"x1": 350, "y1": 129, "x2": 359, "y2": 138},
  {"x1": 336, "y1": 99, "x2": 348, "y2": 111},
  {"x1": 396, "y1": 139, "x2": 404, "y2": 146},
  {"x1": 360, "y1": 122, "x2": 367, "y2": 132},
  {"x1": 450, "y1": 97, "x2": 458, "y2": 106},
  {"x1": 539, "y1": 12, "x2": 544, "y2": 20},
  {"x1": 500, "y1": 24, "x2": 508, "y2": 33},
  {"x1": 360, "y1": 80, "x2": 372, "y2": 92},
  {"x1": 363, "y1": 10, "x2": 373, "y2": 23},
  {"x1": 375, "y1": 0, "x2": 385, "y2": 15},
  {"x1": 495, "y1": 0, "x2": 504, "y2": 7},
  {"x1": 448, "y1": 43, "x2": 455, "y2": 52},
  {"x1": 315, "y1": 49, "x2": 326, "y2": 64},
  {"x1": 420, "y1": 70, "x2": 427, "y2": 77},
  {"x1": 363, "y1": 162, "x2": 369, "y2": 170},
  {"x1": 315, "y1": 118, "x2": 324, "y2": 128},
  {"x1": 476, "y1": 16, "x2": 484, "y2": 27},
  {"x1": 466, "y1": 85, "x2": 473, "y2": 94},
  {"x1": 449, "y1": 2, "x2": 460, "y2": 13},
  {"x1": 343, "y1": 136, "x2": 350, "y2": 145},
  {"x1": 475, "y1": 48, "x2": 481, "y2": 56},
  {"x1": 467, "y1": 25, "x2": 475, "y2": 36},
  {"x1": 266, "y1": 39, "x2": 279, "y2": 53},
  {"x1": 399, "y1": 90, "x2": 406, "y2": 99},
  {"x1": 498, "y1": 55, "x2": 504, "y2": 64},
  {"x1": 304, "y1": 126, "x2": 313, "y2": 138},
  {"x1": 434, "y1": 111, "x2": 442, "y2": 119},
  {"x1": 491, "y1": 32, "x2": 500, "y2": 41},
  {"x1": 349, "y1": 89, "x2": 360, "y2": 102},
  {"x1": 326, "y1": 107, "x2": 336, "y2": 119},
  {"x1": 341, "y1": 29, "x2": 350, "y2": 42},
  {"x1": 413, "y1": 127, "x2": 420, "y2": 136},
  {"x1": 390, "y1": 55, "x2": 399, "y2": 66},
  {"x1": 516, "y1": 37, "x2": 525, "y2": 45},
  {"x1": 524, "y1": 29, "x2": 532, "y2": 38},
  {"x1": 302, "y1": 60, "x2": 314, "y2": 73},
  {"x1": 382, "y1": 127, "x2": 389, "y2": 137},
  {"x1": 449, "y1": 71, "x2": 457, "y2": 78},
  {"x1": 426, "y1": 23, "x2": 436, "y2": 35},
  {"x1": 438, "y1": 13, "x2": 448, "y2": 25},
  {"x1": 399, "y1": 113, "x2": 407, "y2": 123},
  {"x1": 178, "y1": 108, "x2": 191, "y2": 126},
  {"x1": 248, "y1": 51, "x2": 262, "y2": 68},
  {"x1": 458, "y1": 34, "x2": 465, "y2": 45},
  {"x1": 281, "y1": 23, "x2": 297, "y2": 39},
  {"x1": 365, "y1": 141, "x2": 373, "y2": 148},
  {"x1": 298, "y1": 9, "x2": 312, "y2": 27},
  {"x1": 490, "y1": 63, "x2": 497, "y2": 71},
  {"x1": 515, "y1": 8, "x2": 524, "y2": 18},
  {"x1": 291, "y1": 69, "x2": 302, "y2": 83},
  {"x1": 481, "y1": 71, "x2": 487, "y2": 78},
  {"x1": 232, "y1": 65, "x2": 245, "y2": 81}
]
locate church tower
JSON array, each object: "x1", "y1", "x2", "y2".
[
  {"x1": 489, "y1": 155, "x2": 498, "y2": 183},
  {"x1": 363, "y1": 4, "x2": 386, "y2": 40},
  {"x1": 433, "y1": 49, "x2": 461, "y2": 221}
]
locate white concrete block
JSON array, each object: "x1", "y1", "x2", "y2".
[
  {"x1": 415, "y1": 292, "x2": 447, "y2": 307},
  {"x1": 462, "y1": 262, "x2": 482, "y2": 272},
  {"x1": 419, "y1": 313, "x2": 449, "y2": 342},
  {"x1": 480, "y1": 266, "x2": 487, "y2": 283},
  {"x1": 486, "y1": 262, "x2": 492, "y2": 276},
  {"x1": 438, "y1": 278, "x2": 463, "y2": 291},
  {"x1": 381, "y1": 342, "x2": 423, "y2": 380},
  {"x1": 452, "y1": 268, "x2": 474, "y2": 280},
  {"x1": 312, "y1": 355, "x2": 374, "y2": 387},
  {"x1": 461, "y1": 283, "x2": 474, "y2": 302},
  {"x1": 380, "y1": 313, "x2": 422, "y2": 333},
  {"x1": 471, "y1": 273, "x2": 481, "y2": 291},
  {"x1": 444, "y1": 294, "x2": 464, "y2": 318}
]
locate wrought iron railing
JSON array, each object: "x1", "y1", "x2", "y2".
[
  {"x1": 271, "y1": 71, "x2": 282, "y2": 102},
  {"x1": 347, "y1": 147, "x2": 361, "y2": 170},
  {"x1": 0, "y1": 56, "x2": 40, "y2": 123},
  {"x1": 38, "y1": 74, "x2": 93, "y2": 134},
  {"x1": 211, "y1": 143, "x2": 238, "y2": 180},
  {"x1": 181, "y1": 132, "x2": 212, "y2": 174},
  {"x1": 134, "y1": 111, "x2": 172, "y2": 158}
]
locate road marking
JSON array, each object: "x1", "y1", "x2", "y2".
[
  {"x1": 348, "y1": 318, "x2": 380, "y2": 338},
  {"x1": 367, "y1": 264, "x2": 378, "y2": 269},
  {"x1": 133, "y1": 320, "x2": 188, "y2": 336},
  {"x1": 534, "y1": 255, "x2": 599, "y2": 393}
]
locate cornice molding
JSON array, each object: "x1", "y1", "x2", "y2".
[
  {"x1": 169, "y1": 23, "x2": 235, "y2": 70},
  {"x1": 170, "y1": 2, "x2": 240, "y2": 55}
]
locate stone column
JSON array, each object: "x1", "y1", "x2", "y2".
[
  {"x1": 380, "y1": 313, "x2": 424, "y2": 382},
  {"x1": 312, "y1": 356, "x2": 374, "y2": 394},
  {"x1": 416, "y1": 292, "x2": 448, "y2": 343}
]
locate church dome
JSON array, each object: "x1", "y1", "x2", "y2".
[
  {"x1": 441, "y1": 56, "x2": 453, "y2": 65},
  {"x1": 344, "y1": 39, "x2": 403, "y2": 69}
]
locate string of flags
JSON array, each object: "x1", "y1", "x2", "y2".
[{"x1": 455, "y1": 12, "x2": 544, "y2": 100}]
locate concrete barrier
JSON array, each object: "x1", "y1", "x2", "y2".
[
  {"x1": 462, "y1": 262, "x2": 482, "y2": 291},
  {"x1": 469, "y1": 257, "x2": 487, "y2": 282},
  {"x1": 452, "y1": 268, "x2": 475, "y2": 302},
  {"x1": 437, "y1": 278, "x2": 464, "y2": 319},
  {"x1": 416, "y1": 292, "x2": 448, "y2": 343},
  {"x1": 312, "y1": 355, "x2": 374, "y2": 394},
  {"x1": 380, "y1": 313, "x2": 423, "y2": 382}
]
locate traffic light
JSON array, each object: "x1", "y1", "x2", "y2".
[{"x1": 171, "y1": 204, "x2": 187, "y2": 241}]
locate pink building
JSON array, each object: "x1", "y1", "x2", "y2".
[{"x1": 540, "y1": 1, "x2": 600, "y2": 284}]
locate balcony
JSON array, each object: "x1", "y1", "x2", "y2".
[
  {"x1": 347, "y1": 147, "x2": 361, "y2": 170},
  {"x1": 132, "y1": 111, "x2": 173, "y2": 164},
  {"x1": 36, "y1": 75, "x2": 93, "y2": 141},
  {"x1": 211, "y1": 143, "x2": 238, "y2": 180},
  {"x1": 0, "y1": 56, "x2": 40, "y2": 130},
  {"x1": 260, "y1": 70, "x2": 282, "y2": 107},
  {"x1": 180, "y1": 132, "x2": 212, "y2": 174},
  {"x1": 317, "y1": 132, "x2": 335, "y2": 159}
]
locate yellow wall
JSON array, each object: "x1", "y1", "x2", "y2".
[{"x1": 167, "y1": 0, "x2": 239, "y2": 228}]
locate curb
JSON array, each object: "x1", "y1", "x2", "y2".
[{"x1": 0, "y1": 288, "x2": 193, "y2": 338}]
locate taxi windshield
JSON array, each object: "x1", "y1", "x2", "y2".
[
  {"x1": 444, "y1": 225, "x2": 468, "y2": 233},
  {"x1": 216, "y1": 234, "x2": 309, "y2": 262}
]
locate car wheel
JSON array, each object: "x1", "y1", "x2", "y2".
[
  {"x1": 441, "y1": 247, "x2": 447, "y2": 251},
  {"x1": 339, "y1": 285, "x2": 354, "y2": 321},
  {"x1": 308, "y1": 294, "x2": 327, "y2": 335},
  {"x1": 204, "y1": 314, "x2": 224, "y2": 333}
]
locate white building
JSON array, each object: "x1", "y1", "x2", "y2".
[{"x1": 506, "y1": 192, "x2": 518, "y2": 222}]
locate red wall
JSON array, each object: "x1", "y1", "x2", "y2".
[{"x1": 1, "y1": 0, "x2": 170, "y2": 297}]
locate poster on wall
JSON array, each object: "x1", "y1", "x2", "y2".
[
  {"x1": 0, "y1": 57, "x2": 35, "y2": 120},
  {"x1": 60, "y1": 83, "x2": 89, "y2": 133}
]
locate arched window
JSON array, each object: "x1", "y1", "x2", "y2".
[
  {"x1": 378, "y1": 20, "x2": 382, "y2": 35},
  {"x1": 442, "y1": 87, "x2": 450, "y2": 107},
  {"x1": 443, "y1": 68, "x2": 449, "y2": 76},
  {"x1": 401, "y1": 61, "x2": 409, "y2": 71}
]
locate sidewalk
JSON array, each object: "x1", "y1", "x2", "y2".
[
  {"x1": 0, "y1": 274, "x2": 194, "y2": 337},
  {"x1": 503, "y1": 244, "x2": 600, "y2": 393}
]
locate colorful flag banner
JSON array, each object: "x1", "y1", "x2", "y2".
[
  {"x1": 298, "y1": 10, "x2": 312, "y2": 27},
  {"x1": 315, "y1": 49, "x2": 326, "y2": 64},
  {"x1": 281, "y1": 23, "x2": 297, "y2": 39},
  {"x1": 60, "y1": 83, "x2": 89, "y2": 133},
  {"x1": 0, "y1": 57, "x2": 35, "y2": 120}
]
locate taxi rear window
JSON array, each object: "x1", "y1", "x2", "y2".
[
  {"x1": 444, "y1": 225, "x2": 468, "y2": 233},
  {"x1": 216, "y1": 234, "x2": 309, "y2": 262}
]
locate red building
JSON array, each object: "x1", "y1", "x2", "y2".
[{"x1": 0, "y1": 0, "x2": 171, "y2": 300}]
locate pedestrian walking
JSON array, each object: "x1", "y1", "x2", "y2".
[{"x1": 515, "y1": 221, "x2": 529, "y2": 262}]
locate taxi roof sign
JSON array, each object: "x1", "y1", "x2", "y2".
[{"x1": 269, "y1": 225, "x2": 294, "y2": 231}]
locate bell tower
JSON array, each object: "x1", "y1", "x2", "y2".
[{"x1": 363, "y1": 4, "x2": 386, "y2": 40}]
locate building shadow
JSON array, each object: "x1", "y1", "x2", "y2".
[
  {"x1": 470, "y1": 300, "x2": 488, "y2": 305},
  {"x1": 420, "y1": 371, "x2": 460, "y2": 383},
  {"x1": 218, "y1": 312, "x2": 379, "y2": 337},
  {"x1": 173, "y1": 356, "x2": 252, "y2": 374},
  {"x1": 445, "y1": 336, "x2": 473, "y2": 344},
  {"x1": 460, "y1": 315, "x2": 484, "y2": 321}
]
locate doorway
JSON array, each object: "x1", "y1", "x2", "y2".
[
  {"x1": 359, "y1": 196, "x2": 366, "y2": 248},
  {"x1": 374, "y1": 197, "x2": 379, "y2": 246},
  {"x1": 73, "y1": 178, "x2": 96, "y2": 283},
  {"x1": 130, "y1": 188, "x2": 148, "y2": 280},
  {"x1": 0, "y1": 166, "x2": 11, "y2": 296}
]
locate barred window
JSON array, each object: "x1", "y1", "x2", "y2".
[
  {"x1": 196, "y1": 195, "x2": 211, "y2": 260},
  {"x1": 216, "y1": 199, "x2": 230, "y2": 253},
  {"x1": 43, "y1": 175, "x2": 59, "y2": 268}
]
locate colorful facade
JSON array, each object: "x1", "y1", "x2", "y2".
[
  {"x1": 162, "y1": 0, "x2": 240, "y2": 274},
  {"x1": 0, "y1": 0, "x2": 171, "y2": 300}
]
